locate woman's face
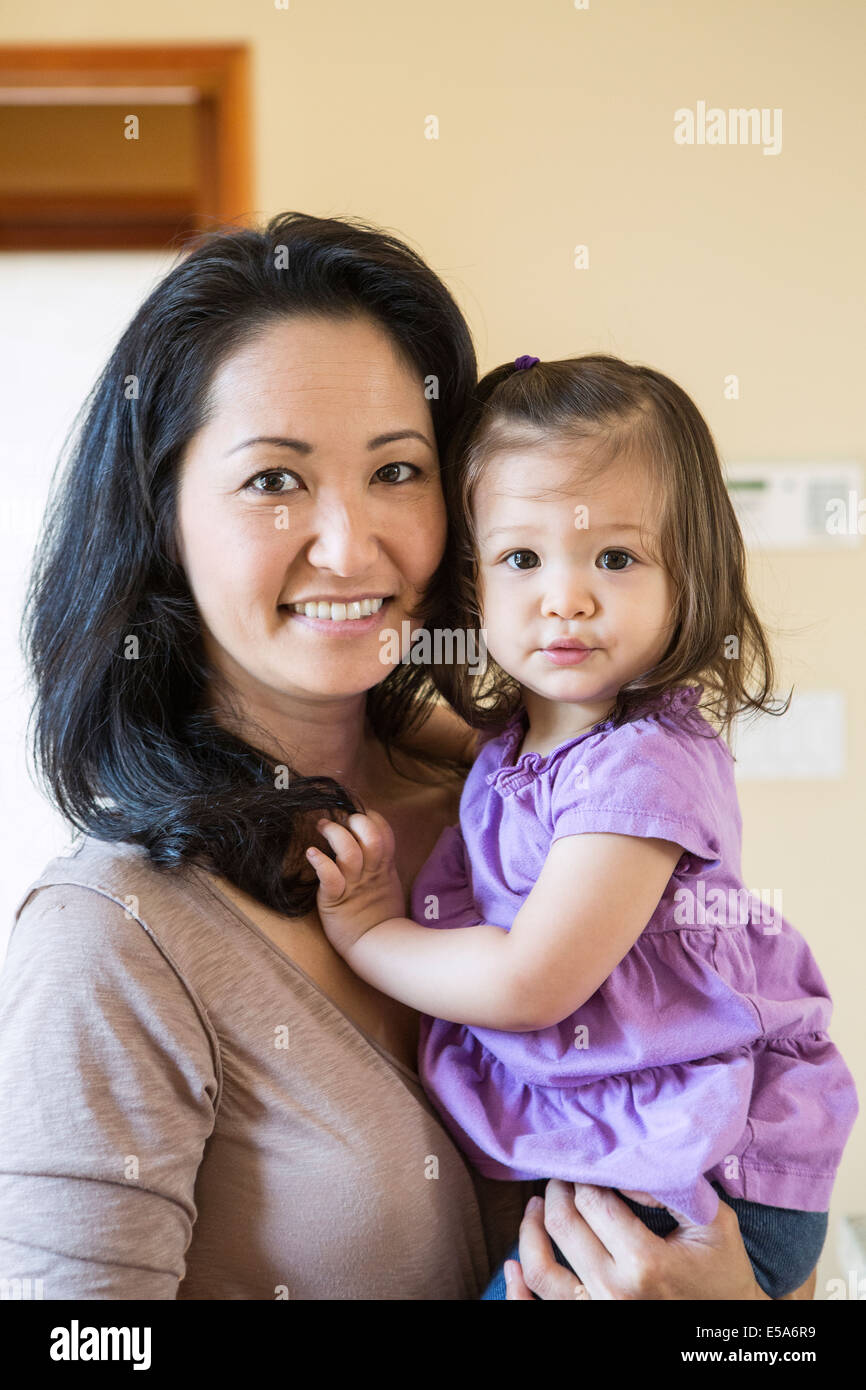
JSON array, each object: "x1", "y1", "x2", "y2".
[{"x1": 175, "y1": 314, "x2": 446, "y2": 711}]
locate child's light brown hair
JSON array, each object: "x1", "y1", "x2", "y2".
[{"x1": 423, "y1": 353, "x2": 791, "y2": 743}]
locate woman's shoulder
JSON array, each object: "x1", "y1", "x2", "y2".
[
  {"x1": 8, "y1": 835, "x2": 227, "y2": 1012},
  {"x1": 13, "y1": 835, "x2": 201, "y2": 930},
  {"x1": 3, "y1": 837, "x2": 223, "y2": 1092}
]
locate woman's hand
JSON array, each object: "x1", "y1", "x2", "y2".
[
  {"x1": 306, "y1": 811, "x2": 405, "y2": 958},
  {"x1": 504, "y1": 1180, "x2": 774, "y2": 1301}
]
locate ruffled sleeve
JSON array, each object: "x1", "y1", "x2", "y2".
[{"x1": 547, "y1": 688, "x2": 725, "y2": 874}]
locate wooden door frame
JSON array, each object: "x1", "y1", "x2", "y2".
[{"x1": 0, "y1": 45, "x2": 252, "y2": 246}]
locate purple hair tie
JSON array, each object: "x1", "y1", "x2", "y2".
[{"x1": 514, "y1": 355, "x2": 540, "y2": 370}]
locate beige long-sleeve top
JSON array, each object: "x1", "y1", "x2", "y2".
[{"x1": 0, "y1": 836, "x2": 532, "y2": 1299}]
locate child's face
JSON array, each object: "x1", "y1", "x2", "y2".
[{"x1": 473, "y1": 441, "x2": 676, "y2": 709}]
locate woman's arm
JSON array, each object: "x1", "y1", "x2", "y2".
[
  {"x1": 504, "y1": 1182, "x2": 815, "y2": 1301},
  {"x1": 0, "y1": 884, "x2": 218, "y2": 1298},
  {"x1": 308, "y1": 813, "x2": 683, "y2": 1030}
]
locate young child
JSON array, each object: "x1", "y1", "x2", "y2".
[{"x1": 305, "y1": 353, "x2": 858, "y2": 1300}]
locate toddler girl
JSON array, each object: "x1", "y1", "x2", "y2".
[{"x1": 305, "y1": 353, "x2": 858, "y2": 1299}]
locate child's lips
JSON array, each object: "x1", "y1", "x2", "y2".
[{"x1": 541, "y1": 645, "x2": 596, "y2": 666}]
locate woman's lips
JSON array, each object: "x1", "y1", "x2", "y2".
[{"x1": 280, "y1": 596, "x2": 393, "y2": 635}]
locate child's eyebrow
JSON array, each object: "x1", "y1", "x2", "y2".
[
  {"x1": 481, "y1": 524, "x2": 528, "y2": 539},
  {"x1": 480, "y1": 520, "x2": 652, "y2": 539}
]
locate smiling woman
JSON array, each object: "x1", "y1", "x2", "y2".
[
  {"x1": 20, "y1": 214, "x2": 473, "y2": 916},
  {"x1": 175, "y1": 313, "x2": 447, "y2": 722}
]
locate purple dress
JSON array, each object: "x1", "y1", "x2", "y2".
[{"x1": 411, "y1": 684, "x2": 858, "y2": 1224}]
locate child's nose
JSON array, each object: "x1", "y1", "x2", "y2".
[{"x1": 541, "y1": 581, "x2": 597, "y2": 620}]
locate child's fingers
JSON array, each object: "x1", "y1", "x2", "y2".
[
  {"x1": 305, "y1": 846, "x2": 348, "y2": 905},
  {"x1": 344, "y1": 810, "x2": 396, "y2": 870},
  {"x1": 314, "y1": 819, "x2": 365, "y2": 884},
  {"x1": 365, "y1": 809, "x2": 398, "y2": 860}
]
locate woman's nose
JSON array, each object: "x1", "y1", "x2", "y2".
[{"x1": 304, "y1": 502, "x2": 382, "y2": 574}]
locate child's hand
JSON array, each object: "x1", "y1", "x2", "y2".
[{"x1": 305, "y1": 810, "x2": 406, "y2": 959}]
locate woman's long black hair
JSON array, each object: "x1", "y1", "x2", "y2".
[{"x1": 22, "y1": 212, "x2": 477, "y2": 914}]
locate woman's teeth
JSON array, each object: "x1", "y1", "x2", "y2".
[{"x1": 290, "y1": 597, "x2": 387, "y2": 621}]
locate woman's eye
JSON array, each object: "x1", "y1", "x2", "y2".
[
  {"x1": 504, "y1": 550, "x2": 540, "y2": 570},
  {"x1": 598, "y1": 549, "x2": 634, "y2": 571},
  {"x1": 374, "y1": 462, "x2": 420, "y2": 484},
  {"x1": 248, "y1": 469, "x2": 301, "y2": 495}
]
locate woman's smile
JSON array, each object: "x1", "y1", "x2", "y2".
[
  {"x1": 175, "y1": 314, "x2": 447, "y2": 707},
  {"x1": 280, "y1": 594, "x2": 394, "y2": 634}
]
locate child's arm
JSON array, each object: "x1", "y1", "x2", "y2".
[
  {"x1": 392, "y1": 698, "x2": 480, "y2": 767},
  {"x1": 306, "y1": 811, "x2": 683, "y2": 1031}
]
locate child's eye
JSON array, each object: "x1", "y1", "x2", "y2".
[
  {"x1": 504, "y1": 550, "x2": 540, "y2": 570},
  {"x1": 247, "y1": 469, "x2": 301, "y2": 495},
  {"x1": 598, "y1": 548, "x2": 635, "y2": 571}
]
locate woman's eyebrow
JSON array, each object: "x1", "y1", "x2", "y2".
[{"x1": 225, "y1": 428, "x2": 433, "y2": 457}]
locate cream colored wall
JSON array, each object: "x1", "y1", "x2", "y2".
[{"x1": 4, "y1": 1, "x2": 863, "y2": 1297}]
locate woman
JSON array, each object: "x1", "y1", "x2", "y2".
[{"x1": 0, "y1": 213, "x2": 812, "y2": 1299}]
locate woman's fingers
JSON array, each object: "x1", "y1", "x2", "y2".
[
  {"x1": 503, "y1": 1260, "x2": 534, "y2": 1300},
  {"x1": 515, "y1": 1181, "x2": 766, "y2": 1301},
  {"x1": 517, "y1": 1194, "x2": 589, "y2": 1301},
  {"x1": 618, "y1": 1188, "x2": 667, "y2": 1208},
  {"x1": 541, "y1": 1180, "x2": 661, "y2": 1300}
]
